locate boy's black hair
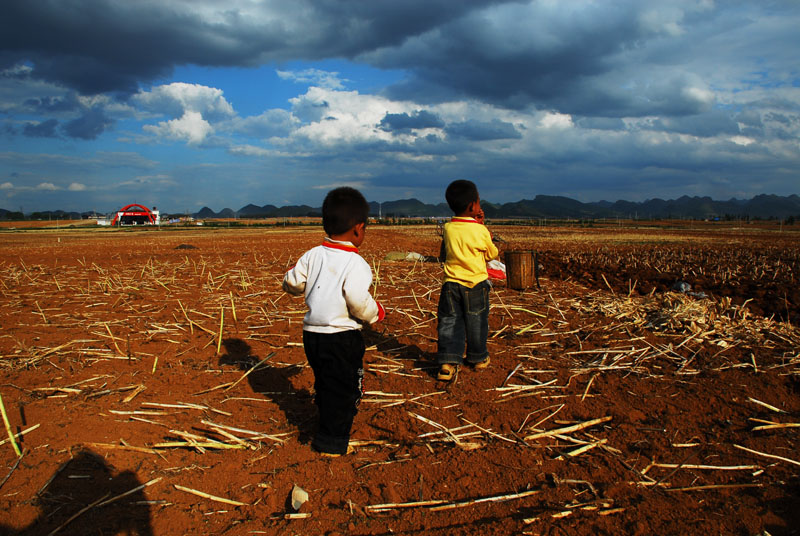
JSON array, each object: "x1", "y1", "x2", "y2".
[
  {"x1": 322, "y1": 186, "x2": 370, "y2": 235},
  {"x1": 445, "y1": 180, "x2": 479, "y2": 215}
]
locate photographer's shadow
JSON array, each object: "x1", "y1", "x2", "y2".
[
  {"x1": 0, "y1": 449, "x2": 153, "y2": 536},
  {"x1": 219, "y1": 338, "x2": 317, "y2": 444}
]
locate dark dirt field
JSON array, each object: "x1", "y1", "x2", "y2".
[{"x1": 0, "y1": 223, "x2": 798, "y2": 535}]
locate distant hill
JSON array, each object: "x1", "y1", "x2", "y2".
[
  {"x1": 594, "y1": 194, "x2": 800, "y2": 220},
  {"x1": 194, "y1": 206, "x2": 217, "y2": 219},
  {"x1": 5, "y1": 194, "x2": 799, "y2": 221},
  {"x1": 273, "y1": 205, "x2": 319, "y2": 217},
  {"x1": 237, "y1": 204, "x2": 263, "y2": 216},
  {"x1": 238, "y1": 203, "x2": 279, "y2": 217},
  {"x1": 486, "y1": 196, "x2": 598, "y2": 219},
  {"x1": 26, "y1": 209, "x2": 83, "y2": 220},
  {"x1": 370, "y1": 198, "x2": 450, "y2": 218}
]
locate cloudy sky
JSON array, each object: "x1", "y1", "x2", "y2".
[{"x1": 2, "y1": 0, "x2": 798, "y2": 213}]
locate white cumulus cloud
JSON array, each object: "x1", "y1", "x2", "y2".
[
  {"x1": 539, "y1": 112, "x2": 574, "y2": 129},
  {"x1": 287, "y1": 87, "x2": 404, "y2": 147},
  {"x1": 229, "y1": 109, "x2": 300, "y2": 139},
  {"x1": 143, "y1": 111, "x2": 213, "y2": 144},
  {"x1": 134, "y1": 82, "x2": 235, "y2": 120}
]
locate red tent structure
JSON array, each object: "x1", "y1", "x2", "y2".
[{"x1": 111, "y1": 204, "x2": 160, "y2": 226}]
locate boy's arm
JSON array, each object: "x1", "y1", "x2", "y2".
[
  {"x1": 343, "y1": 261, "x2": 383, "y2": 324},
  {"x1": 483, "y1": 228, "x2": 500, "y2": 261},
  {"x1": 282, "y1": 257, "x2": 307, "y2": 296}
]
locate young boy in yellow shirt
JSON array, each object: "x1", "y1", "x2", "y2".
[{"x1": 436, "y1": 180, "x2": 499, "y2": 381}]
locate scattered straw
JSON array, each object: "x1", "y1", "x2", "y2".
[
  {"x1": 525, "y1": 416, "x2": 612, "y2": 441},
  {"x1": 734, "y1": 444, "x2": 800, "y2": 467},
  {"x1": 0, "y1": 393, "x2": 21, "y2": 457},
  {"x1": 216, "y1": 305, "x2": 224, "y2": 355},
  {"x1": 174, "y1": 484, "x2": 248, "y2": 506}
]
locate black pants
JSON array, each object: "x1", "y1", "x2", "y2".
[{"x1": 303, "y1": 330, "x2": 365, "y2": 454}]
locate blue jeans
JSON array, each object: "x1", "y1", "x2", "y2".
[{"x1": 436, "y1": 280, "x2": 490, "y2": 365}]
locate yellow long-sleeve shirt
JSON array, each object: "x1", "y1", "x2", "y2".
[{"x1": 442, "y1": 217, "x2": 499, "y2": 288}]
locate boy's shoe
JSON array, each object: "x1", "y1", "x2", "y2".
[
  {"x1": 319, "y1": 445, "x2": 354, "y2": 458},
  {"x1": 437, "y1": 364, "x2": 457, "y2": 381},
  {"x1": 474, "y1": 357, "x2": 490, "y2": 370}
]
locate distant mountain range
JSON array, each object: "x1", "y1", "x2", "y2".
[
  {"x1": 2, "y1": 194, "x2": 799, "y2": 222},
  {"x1": 196, "y1": 194, "x2": 800, "y2": 220}
]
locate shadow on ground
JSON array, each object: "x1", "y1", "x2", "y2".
[
  {"x1": 0, "y1": 449, "x2": 153, "y2": 536},
  {"x1": 219, "y1": 338, "x2": 316, "y2": 444}
]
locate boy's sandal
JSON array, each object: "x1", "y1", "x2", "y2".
[
  {"x1": 320, "y1": 445, "x2": 355, "y2": 457},
  {"x1": 474, "y1": 357, "x2": 490, "y2": 370},
  {"x1": 437, "y1": 364, "x2": 457, "y2": 381}
]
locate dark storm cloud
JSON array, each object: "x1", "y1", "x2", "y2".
[
  {"x1": 575, "y1": 117, "x2": 626, "y2": 131},
  {"x1": 762, "y1": 112, "x2": 800, "y2": 141},
  {"x1": 2, "y1": 0, "x2": 508, "y2": 95},
  {"x1": 445, "y1": 119, "x2": 521, "y2": 141},
  {"x1": 3, "y1": 1, "x2": 797, "y2": 124},
  {"x1": 367, "y1": 1, "x2": 787, "y2": 118},
  {"x1": 292, "y1": 0, "x2": 512, "y2": 57},
  {"x1": 735, "y1": 110, "x2": 765, "y2": 138},
  {"x1": 379, "y1": 110, "x2": 444, "y2": 132},
  {"x1": 24, "y1": 93, "x2": 82, "y2": 113},
  {"x1": 63, "y1": 107, "x2": 112, "y2": 139},
  {"x1": 23, "y1": 118, "x2": 59, "y2": 138},
  {"x1": 644, "y1": 111, "x2": 742, "y2": 138},
  {"x1": 369, "y1": 2, "x2": 646, "y2": 112},
  {"x1": 3, "y1": 1, "x2": 171, "y2": 94}
]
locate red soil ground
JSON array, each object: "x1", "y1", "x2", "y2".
[{"x1": 0, "y1": 224, "x2": 798, "y2": 535}]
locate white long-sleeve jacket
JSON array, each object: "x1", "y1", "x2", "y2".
[{"x1": 282, "y1": 238, "x2": 381, "y2": 333}]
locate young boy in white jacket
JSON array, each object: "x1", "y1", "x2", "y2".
[{"x1": 282, "y1": 187, "x2": 384, "y2": 455}]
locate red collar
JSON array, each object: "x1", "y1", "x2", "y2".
[
  {"x1": 451, "y1": 217, "x2": 479, "y2": 223},
  {"x1": 322, "y1": 240, "x2": 359, "y2": 253}
]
